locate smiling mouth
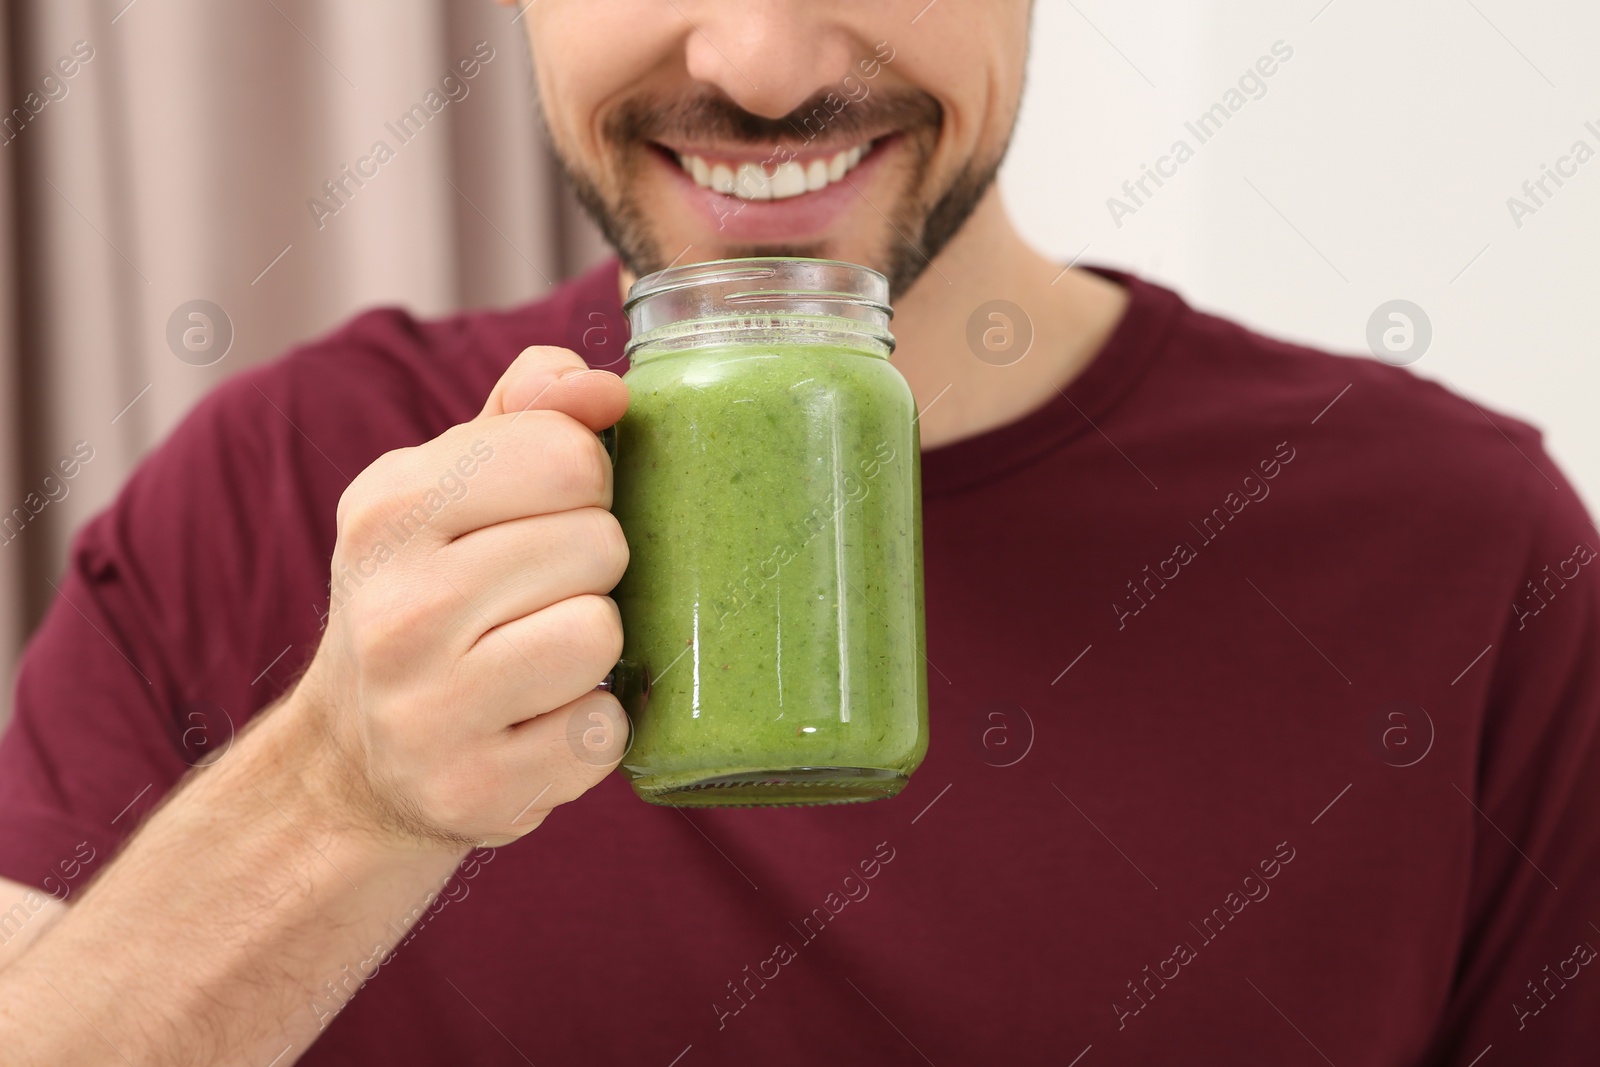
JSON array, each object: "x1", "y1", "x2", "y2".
[{"x1": 661, "y1": 138, "x2": 882, "y2": 201}]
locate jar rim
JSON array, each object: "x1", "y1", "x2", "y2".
[
  {"x1": 624, "y1": 256, "x2": 892, "y2": 318},
  {"x1": 623, "y1": 257, "x2": 895, "y2": 358}
]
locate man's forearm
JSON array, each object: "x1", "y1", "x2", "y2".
[{"x1": 0, "y1": 692, "x2": 469, "y2": 1066}]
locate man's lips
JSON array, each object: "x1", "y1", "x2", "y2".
[{"x1": 650, "y1": 135, "x2": 897, "y2": 244}]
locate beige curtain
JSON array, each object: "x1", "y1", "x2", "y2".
[{"x1": 0, "y1": 0, "x2": 606, "y2": 725}]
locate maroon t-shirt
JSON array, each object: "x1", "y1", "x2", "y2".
[{"x1": 3, "y1": 259, "x2": 1598, "y2": 1064}]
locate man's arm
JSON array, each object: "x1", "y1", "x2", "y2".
[
  {"x1": 0, "y1": 693, "x2": 467, "y2": 1066},
  {"x1": 1420, "y1": 471, "x2": 1600, "y2": 1061},
  {"x1": 0, "y1": 347, "x2": 633, "y2": 1065}
]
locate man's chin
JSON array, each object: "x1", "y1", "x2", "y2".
[
  {"x1": 562, "y1": 155, "x2": 963, "y2": 300},
  {"x1": 571, "y1": 165, "x2": 987, "y2": 300}
]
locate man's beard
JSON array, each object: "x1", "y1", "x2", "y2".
[{"x1": 550, "y1": 87, "x2": 1005, "y2": 300}]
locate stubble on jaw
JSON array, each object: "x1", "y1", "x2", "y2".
[{"x1": 546, "y1": 87, "x2": 1010, "y2": 299}]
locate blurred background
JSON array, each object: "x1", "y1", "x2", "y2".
[{"x1": 0, "y1": 0, "x2": 1596, "y2": 722}]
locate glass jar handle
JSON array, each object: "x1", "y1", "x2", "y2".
[{"x1": 596, "y1": 423, "x2": 620, "y2": 693}]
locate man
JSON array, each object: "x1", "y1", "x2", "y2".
[{"x1": 0, "y1": 1, "x2": 1596, "y2": 1062}]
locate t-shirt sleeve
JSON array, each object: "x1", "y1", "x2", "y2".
[
  {"x1": 1423, "y1": 461, "x2": 1600, "y2": 1060},
  {"x1": 0, "y1": 305, "x2": 487, "y2": 905},
  {"x1": 0, "y1": 369, "x2": 295, "y2": 901}
]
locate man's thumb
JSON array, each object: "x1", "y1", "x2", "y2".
[{"x1": 479, "y1": 345, "x2": 628, "y2": 430}]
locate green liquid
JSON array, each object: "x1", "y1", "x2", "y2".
[{"x1": 611, "y1": 341, "x2": 928, "y2": 806}]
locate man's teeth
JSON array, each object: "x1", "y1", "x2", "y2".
[{"x1": 676, "y1": 143, "x2": 870, "y2": 201}]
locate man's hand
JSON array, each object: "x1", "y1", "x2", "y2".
[
  {"x1": 0, "y1": 346, "x2": 634, "y2": 1066},
  {"x1": 298, "y1": 345, "x2": 632, "y2": 847}
]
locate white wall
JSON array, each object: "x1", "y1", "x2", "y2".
[{"x1": 1002, "y1": 0, "x2": 1600, "y2": 509}]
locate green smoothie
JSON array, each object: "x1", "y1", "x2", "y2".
[{"x1": 611, "y1": 331, "x2": 928, "y2": 806}]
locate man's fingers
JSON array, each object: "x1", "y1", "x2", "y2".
[
  {"x1": 463, "y1": 594, "x2": 623, "y2": 722},
  {"x1": 333, "y1": 346, "x2": 625, "y2": 554},
  {"x1": 418, "y1": 410, "x2": 614, "y2": 540},
  {"x1": 434, "y1": 508, "x2": 629, "y2": 643},
  {"x1": 479, "y1": 345, "x2": 629, "y2": 431},
  {"x1": 487, "y1": 690, "x2": 631, "y2": 839}
]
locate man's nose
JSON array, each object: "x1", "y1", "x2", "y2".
[{"x1": 678, "y1": 2, "x2": 858, "y2": 120}]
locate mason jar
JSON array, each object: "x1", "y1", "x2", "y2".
[{"x1": 609, "y1": 257, "x2": 928, "y2": 807}]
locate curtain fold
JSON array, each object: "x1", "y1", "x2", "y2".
[
  {"x1": 0, "y1": 2, "x2": 24, "y2": 721},
  {"x1": 0, "y1": 0, "x2": 601, "y2": 726}
]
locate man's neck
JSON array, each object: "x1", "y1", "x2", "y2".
[
  {"x1": 613, "y1": 188, "x2": 1129, "y2": 450},
  {"x1": 889, "y1": 188, "x2": 1129, "y2": 449}
]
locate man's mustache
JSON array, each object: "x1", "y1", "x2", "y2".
[{"x1": 604, "y1": 87, "x2": 942, "y2": 149}]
